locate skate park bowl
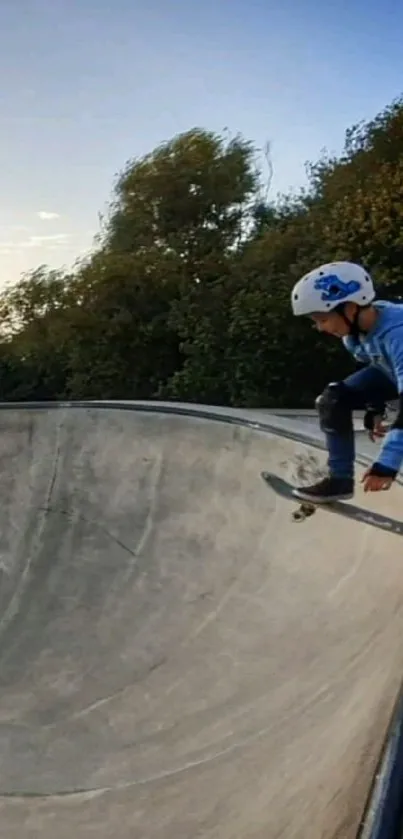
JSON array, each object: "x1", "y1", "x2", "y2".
[{"x1": 0, "y1": 401, "x2": 403, "y2": 837}]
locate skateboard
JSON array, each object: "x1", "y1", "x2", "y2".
[{"x1": 261, "y1": 471, "x2": 403, "y2": 536}]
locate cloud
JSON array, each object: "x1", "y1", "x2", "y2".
[
  {"x1": 26, "y1": 234, "x2": 71, "y2": 247},
  {"x1": 0, "y1": 225, "x2": 30, "y2": 233},
  {"x1": 0, "y1": 233, "x2": 71, "y2": 251},
  {"x1": 37, "y1": 211, "x2": 60, "y2": 220}
]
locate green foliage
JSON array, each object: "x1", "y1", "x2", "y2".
[
  {"x1": 0, "y1": 267, "x2": 77, "y2": 399},
  {"x1": 1, "y1": 99, "x2": 403, "y2": 405},
  {"x1": 64, "y1": 250, "x2": 183, "y2": 398},
  {"x1": 102, "y1": 128, "x2": 258, "y2": 277}
]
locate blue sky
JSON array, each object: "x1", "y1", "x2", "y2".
[{"x1": 0, "y1": 0, "x2": 402, "y2": 286}]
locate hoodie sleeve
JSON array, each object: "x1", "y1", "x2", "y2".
[{"x1": 376, "y1": 328, "x2": 403, "y2": 474}]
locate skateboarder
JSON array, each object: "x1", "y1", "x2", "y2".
[{"x1": 290, "y1": 261, "x2": 403, "y2": 502}]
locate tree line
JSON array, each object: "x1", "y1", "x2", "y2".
[{"x1": 1, "y1": 97, "x2": 403, "y2": 407}]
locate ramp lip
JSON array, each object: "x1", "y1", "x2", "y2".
[
  {"x1": 0, "y1": 399, "x2": 399, "y2": 485},
  {"x1": 0, "y1": 399, "x2": 387, "y2": 474},
  {"x1": 0, "y1": 398, "x2": 329, "y2": 451}
]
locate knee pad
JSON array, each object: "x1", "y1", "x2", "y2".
[{"x1": 315, "y1": 382, "x2": 353, "y2": 434}]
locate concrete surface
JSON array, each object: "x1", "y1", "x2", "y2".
[{"x1": 0, "y1": 405, "x2": 402, "y2": 837}]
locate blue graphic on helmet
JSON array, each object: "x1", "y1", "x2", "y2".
[{"x1": 314, "y1": 274, "x2": 361, "y2": 302}]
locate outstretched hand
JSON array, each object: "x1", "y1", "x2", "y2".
[
  {"x1": 368, "y1": 415, "x2": 389, "y2": 442},
  {"x1": 361, "y1": 468, "x2": 394, "y2": 492}
]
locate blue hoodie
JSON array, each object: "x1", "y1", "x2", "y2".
[{"x1": 342, "y1": 300, "x2": 403, "y2": 473}]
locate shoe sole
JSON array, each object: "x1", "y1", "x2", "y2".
[{"x1": 291, "y1": 490, "x2": 354, "y2": 504}]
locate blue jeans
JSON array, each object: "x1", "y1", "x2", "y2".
[{"x1": 325, "y1": 366, "x2": 397, "y2": 479}]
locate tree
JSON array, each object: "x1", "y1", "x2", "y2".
[
  {"x1": 0, "y1": 266, "x2": 76, "y2": 400},
  {"x1": 64, "y1": 250, "x2": 183, "y2": 399},
  {"x1": 63, "y1": 127, "x2": 264, "y2": 402},
  {"x1": 102, "y1": 127, "x2": 259, "y2": 283},
  {"x1": 2, "y1": 98, "x2": 403, "y2": 407},
  {"x1": 0, "y1": 266, "x2": 75, "y2": 338},
  {"x1": 302, "y1": 96, "x2": 403, "y2": 290}
]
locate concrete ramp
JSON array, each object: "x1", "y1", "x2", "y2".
[{"x1": 0, "y1": 405, "x2": 403, "y2": 837}]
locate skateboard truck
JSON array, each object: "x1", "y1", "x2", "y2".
[{"x1": 292, "y1": 501, "x2": 317, "y2": 522}]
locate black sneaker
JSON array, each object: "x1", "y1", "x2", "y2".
[{"x1": 292, "y1": 476, "x2": 354, "y2": 503}]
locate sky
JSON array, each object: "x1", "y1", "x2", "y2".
[{"x1": 0, "y1": 0, "x2": 402, "y2": 287}]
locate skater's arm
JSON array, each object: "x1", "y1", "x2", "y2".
[{"x1": 373, "y1": 329, "x2": 403, "y2": 476}]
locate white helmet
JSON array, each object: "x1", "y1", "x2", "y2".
[{"x1": 291, "y1": 261, "x2": 375, "y2": 316}]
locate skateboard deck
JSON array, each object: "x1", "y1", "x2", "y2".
[{"x1": 261, "y1": 471, "x2": 403, "y2": 536}]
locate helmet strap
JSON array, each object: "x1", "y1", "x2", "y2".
[{"x1": 336, "y1": 303, "x2": 368, "y2": 339}]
